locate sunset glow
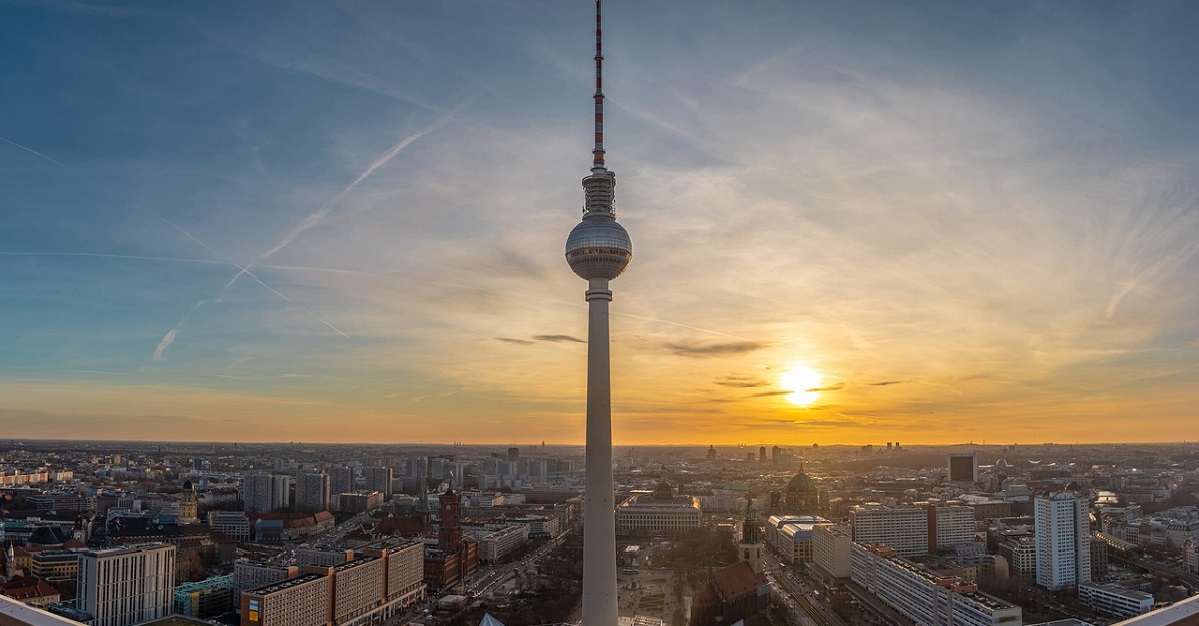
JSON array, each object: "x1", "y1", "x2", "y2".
[{"x1": 2, "y1": 2, "x2": 1198, "y2": 445}]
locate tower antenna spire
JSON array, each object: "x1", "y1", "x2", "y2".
[{"x1": 592, "y1": 0, "x2": 605, "y2": 170}]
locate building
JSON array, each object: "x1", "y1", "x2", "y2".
[
  {"x1": 77, "y1": 543, "x2": 176, "y2": 626},
  {"x1": 208, "y1": 511, "x2": 253, "y2": 542},
  {"x1": 310, "y1": 557, "x2": 387, "y2": 626},
  {"x1": 424, "y1": 489, "x2": 479, "y2": 590},
  {"x1": 296, "y1": 472, "x2": 330, "y2": 513},
  {"x1": 178, "y1": 481, "x2": 199, "y2": 524},
  {"x1": 364, "y1": 467, "x2": 393, "y2": 499},
  {"x1": 233, "y1": 562, "x2": 297, "y2": 597},
  {"x1": 330, "y1": 466, "x2": 355, "y2": 495},
  {"x1": 479, "y1": 525, "x2": 530, "y2": 564},
  {"x1": 616, "y1": 486, "x2": 702, "y2": 535},
  {"x1": 1035, "y1": 492, "x2": 1092, "y2": 591},
  {"x1": 770, "y1": 516, "x2": 831, "y2": 564},
  {"x1": 243, "y1": 473, "x2": 290, "y2": 514},
  {"x1": 563, "y1": 2, "x2": 633, "y2": 624},
  {"x1": 362, "y1": 541, "x2": 425, "y2": 607},
  {"x1": 812, "y1": 524, "x2": 852, "y2": 580},
  {"x1": 174, "y1": 574, "x2": 234, "y2": 619},
  {"x1": 1079, "y1": 582, "x2": 1154, "y2": 619},
  {"x1": 950, "y1": 452, "x2": 980, "y2": 484},
  {"x1": 294, "y1": 548, "x2": 353, "y2": 568},
  {"x1": 240, "y1": 573, "x2": 331, "y2": 626},
  {"x1": 851, "y1": 504, "x2": 975, "y2": 556},
  {"x1": 690, "y1": 560, "x2": 769, "y2": 626},
  {"x1": 0, "y1": 575, "x2": 61, "y2": 608},
  {"x1": 738, "y1": 493, "x2": 764, "y2": 575},
  {"x1": 30, "y1": 550, "x2": 81, "y2": 584},
  {"x1": 784, "y1": 470, "x2": 819, "y2": 515},
  {"x1": 851, "y1": 543, "x2": 1022, "y2": 626}
]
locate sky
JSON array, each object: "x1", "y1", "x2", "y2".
[{"x1": 2, "y1": 0, "x2": 1198, "y2": 446}]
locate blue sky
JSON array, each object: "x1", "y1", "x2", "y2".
[{"x1": 2, "y1": 0, "x2": 1198, "y2": 444}]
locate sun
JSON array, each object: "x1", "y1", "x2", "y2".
[{"x1": 780, "y1": 367, "x2": 822, "y2": 406}]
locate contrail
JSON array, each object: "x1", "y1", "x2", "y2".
[
  {"x1": 2, "y1": 134, "x2": 355, "y2": 357},
  {"x1": 156, "y1": 95, "x2": 477, "y2": 359},
  {"x1": 221, "y1": 95, "x2": 476, "y2": 294},
  {"x1": 0, "y1": 251, "x2": 226, "y2": 266},
  {"x1": 0, "y1": 136, "x2": 67, "y2": 167}
]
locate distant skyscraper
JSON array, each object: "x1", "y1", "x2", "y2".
[
  {"x1": 243, "y1": 472, "x2": 290, "y2": 514},
  {"x1": 1035, "y1": 491, "x2": 1092, "y2": 591},
  {"x1": 506, "y1": 447, "x2": 519, "y2": 462},
  {"x1": 331, "y1": 466, "x2": 354, "y2": 494},
  {"x1": 563, "y1": 2, "x2": 633, "y2": 624},
  {"x1": 948, "y1": 452, "x2": 978, "y2": 484},
  {"x1": 365, "y1": 466, "x2": 393, "y2": 499},
  {"x1": 759, "y1": 446, "x2": 767, "y2": 463},
  {"x1": 296, "y1": 472, "x2": 330, "y2": 513}
]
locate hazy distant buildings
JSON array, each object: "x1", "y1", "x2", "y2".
[
  {"x1": 1035, "y1": 492, "x2": 1092, "y2": 591},
  {"x1": 77, "y1": 544, "x2": 175, "y2": 626}
]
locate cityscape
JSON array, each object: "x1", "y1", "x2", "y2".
[
  {"x1": 2, "y1": 440, "x2": 1199, "y2": 626},
  {"x1": 3, "y1": 2, "x2": 1199, "y2": 626}
]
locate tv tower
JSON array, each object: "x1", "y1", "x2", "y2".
[{"x1": 564, "y1": 1, "x2": 632, "y2": 624}]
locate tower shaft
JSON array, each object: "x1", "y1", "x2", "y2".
[{"x1": 583, "y1": 277, "x2": 617, "y2": 626}]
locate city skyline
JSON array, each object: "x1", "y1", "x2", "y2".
[{"x1": 3, "y1": 1, "x2": 1199, "y2": 445}]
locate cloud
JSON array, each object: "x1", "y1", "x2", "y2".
[
  {"x1": 715, "y1": 376, "x2": 769, "y2": 388},
  {"x1": 748, "y1": 390, "x2": 791, "y2": 398},
  {"x1": 532, "y1": 335, "x2": 585, "y2": 343},
  {"x1": 869, "y1": 380, "x2": 906, "y2": 386},
  {"x1": 496, "y1": 337, "x2": 534, "y2": 345},
  {"x1": 663, "y1": 341, "x2": 765, "y2": 357},
  {"x1": 807, "y1": 383, "x2": 844, "y2": 392}
]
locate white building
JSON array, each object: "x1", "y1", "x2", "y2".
[
  {"x1": 479, "y1": 525, "x2": 530, "y2": 563},
  {"x1": 1078, "y1": 582, "x2": 1154, "y2": 619},
  {"x1": 851, "y1": 542, "x2": 1022, "y2": 626},
  {"x1": 812, "y1": 524, "x2": 852, "y2": 579},
  {"x1": 851, "y1": 504, "x2": 975, "y2": 556},
  {"x1": 1035, "y1": 492, "x2": 1092, "y2": 591},
  {"x1": 208, "y1": 511, "x2": 252, "y2": 542},
  {"x1": 615, "y1": 494, "x2": 701, "y2": 534},
  {"x1": 76, "y1": 544, "x2": 175, "y2": 626}
]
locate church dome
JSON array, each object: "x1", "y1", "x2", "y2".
[{"x1": 787, "y1": 473, "x2": 816, "y2": 494}]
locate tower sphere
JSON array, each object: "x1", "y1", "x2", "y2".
[{"x1": 565, "y1": 215, "x2": 632, "y2": 280}]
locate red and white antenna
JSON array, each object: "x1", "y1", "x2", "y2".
[{"x1": 592, "y1": 0, "x2": 606, "y2": 170}]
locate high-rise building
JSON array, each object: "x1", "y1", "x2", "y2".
[
  {"x1": 296, "y1": 472, "x2": 330, "y2": 513},
  {"x1": 1035, "y1": 491, "x2": 1092, "y2": 590},
  {"x1": 506, "y1": 447, "x2": 520, "y2": 462},
  {"x1": 243, "y1": 472, "x2": 289, "y2": 514},
  {"x1": 563, "y1": 2, "x2": 634, "y2": 624},
  {"x1": 949, "y1": 452, "x2": 979, "y2": 484},
  {"x1": 365, "y1": 466, "x2": 393, "y2": 499},
  {"x1": 330, "y1": 466, "x2": 354, "y2": 495},
  {"x1": 851, "y1": 504, "x2": 976, "y2": 556},
  {"x1": 76, "y1": 544, "x2": 175, "y2": 626}
]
